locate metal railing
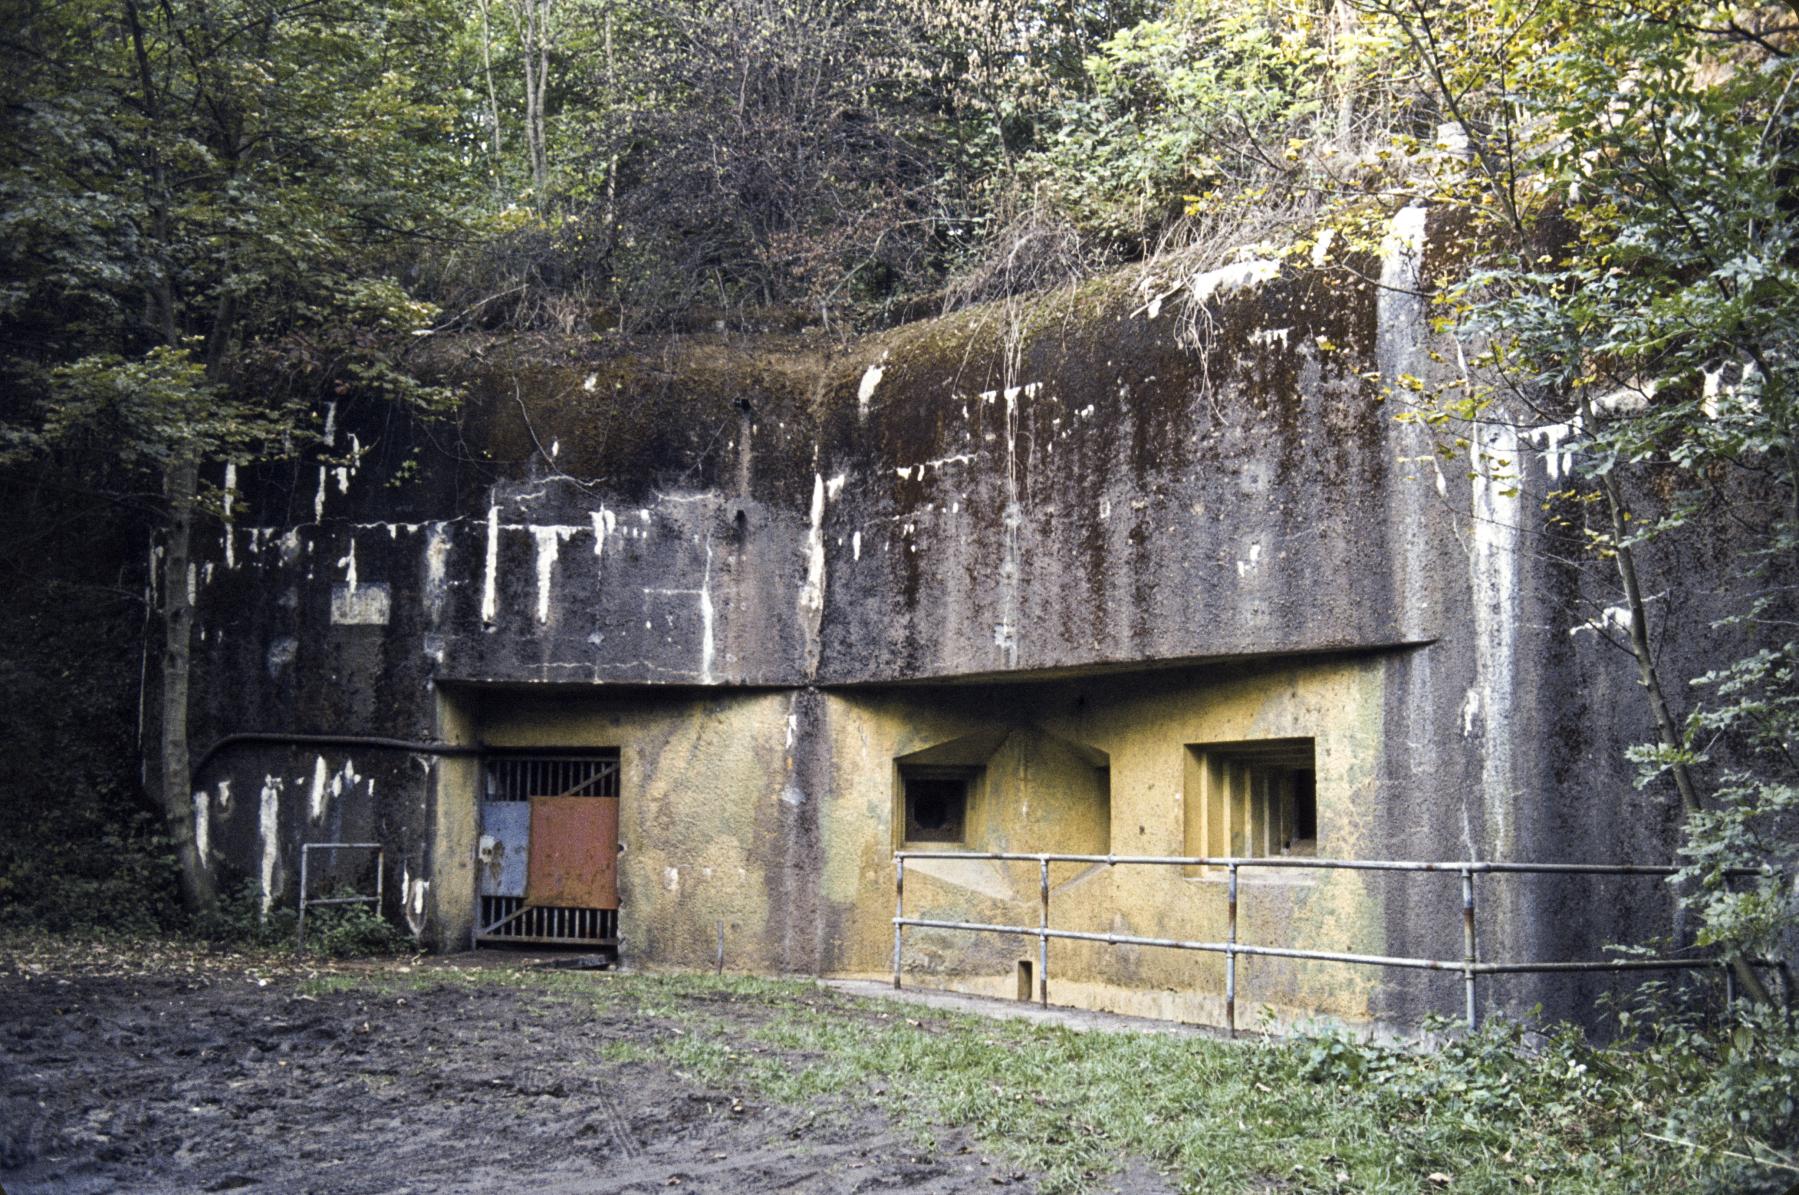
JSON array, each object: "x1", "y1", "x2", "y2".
[
  {"x1": 891, "y1": 851, "x2": 1770, "y2": 1031},
  {"x1": 297, "y1": 842, "x2": 385, "y2": 952}
]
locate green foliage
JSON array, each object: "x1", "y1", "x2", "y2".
[
  {"x1": 1025, "y1": 0, "x2": 1328, "y2": 246},
  {"x1": 0, "y1": 806, "x2": 180, "y2": 936},
  {"x1": 190, "y1": 878, "x2": 299, "y2": 948},
  {"x1": 1, "y1": 0, "x2": 472, "y2": 458},
  {"x1": 192, "y1": 879, "x2": 409, "y2": 958},
  {"x1": 1402, "y1": 2, "x2": 1799, "y2": 968},
  {"x1": 391, "y1": 967, "x2": 1797, "y2": 1193},
  {"x1": 301, "y1": 902, "x2": 412, "y2": 959},
  {"x1": 0, "y1": 555, "x2": 179, "y2": 935}
]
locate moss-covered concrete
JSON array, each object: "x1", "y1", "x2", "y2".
[{"x1": 183, "y1": 209, "x2": 1745, "y2": 1031}]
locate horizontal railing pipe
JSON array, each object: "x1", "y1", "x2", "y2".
[
  {"x1": 893, "y1": 850, "x2": 1763, "y2": 877},
  {"x1": 890, "y1": 850, "x2": 1761, "y2": 1031}
]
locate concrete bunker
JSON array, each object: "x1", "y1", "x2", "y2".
[{"x1": 180, "y1": 209, "x2": 1714, "y2": 1031}]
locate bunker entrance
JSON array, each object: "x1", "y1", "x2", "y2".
[{"x1": 476, "y1": 749, "x2": 621, "y2": 952}]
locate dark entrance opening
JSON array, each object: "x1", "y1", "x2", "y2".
[{"x1": 902, "y1": 771, "x2": 970, "y2": 844}]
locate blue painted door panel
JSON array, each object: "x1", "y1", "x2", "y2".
[{"x1": 477, "y1": 801, "x2": 530, "y2": 897}]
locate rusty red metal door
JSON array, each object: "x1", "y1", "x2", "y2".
[
  {"x1": 477, "y1": 751, "x2": 621, "y2": 948},
  {"x1": 525, "y1": 794, "x2": 619, "y2": 908}
]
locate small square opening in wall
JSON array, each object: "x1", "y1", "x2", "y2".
[
  {"x1": 1183, "y1": 738, "x2": 1317, "y2": 868},
  {"x1": 901, "y1": 768, "x2": 973, "y2": 844}
]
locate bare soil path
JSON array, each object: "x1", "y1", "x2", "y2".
[{"x1": 0, "y1": 946, "x2": 1065, "y2": 1195}]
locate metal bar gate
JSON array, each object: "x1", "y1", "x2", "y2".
[
  {"x1": 891, "y1": 852, "x2": 1775, "y2": 1032},
  {"x1": 297, "y1": 842, "x2": 384, "y2": 952}
]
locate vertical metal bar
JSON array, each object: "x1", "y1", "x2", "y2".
[
  {"x1": 1226, "y1": 861, "x2": 1238, "y2": 1036},
  {"x1": 297, "y1": 845, "x2": 309, "y2": 952},
  {"x1": 892, "y1": 856, "x2": 905, "y2": 990},
  {"x1": 1038, "y1": 856, "x2": 1050, "y2": 1008},
  {"x1": 375, "y1": 846, "x2": 385, "y2": 919},
  {"x1": 1462, "y1": 868, "x2": 1478, "y2": 1030}
]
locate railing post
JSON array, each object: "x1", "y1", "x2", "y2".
[
  {"x1": 1226, "y1": 861, "x2": 1239, "y2": 1036},
  {"x1": 296, "y1": 844, "x2": 309, "y2": 952},
  {"x1": 892, "y1": 856, "x2": 905, "y2": 990},
  {"x1": 1461, "y1": 867, "x2": 1478, "y2": 1030},
  {"x1": 374, "y1": 846, "x2": 385, "y2": 918},
  {"x1": 1038, "y1": 855, "x2": 1050, "y2": 1008}
]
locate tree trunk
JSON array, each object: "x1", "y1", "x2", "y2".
[
  {"x1": 478, "y1": 0, "x2": 504, "y2": 171},
  {"x1": 1580, "y1": 392, "x2": 1773, "y2": 1005},
  {"x1": 158, "y1": 445, "x2": 215, "y2": 916}
]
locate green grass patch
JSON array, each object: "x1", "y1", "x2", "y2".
[{"x1": 287, "y1": 965, "x2": 1799, "y2": 1194}]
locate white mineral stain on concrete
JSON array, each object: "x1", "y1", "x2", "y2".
[
  {"x1": 338, "y1": 538, "x2": 358, "y2": 596},
  {"x1": 591, "y1": 507, "x2": 616, "y2": 558},
  {"x1": 1460, "y1": 689, "x2": 1482, "y2": 738},
  {"x1": 857, "y1": 358, "x2": 886, "y2": 417},
  {"x1": 402, "y1": 864, "x2": 430, "y2": 938},
  {"x1": 1523, "y1": 421, "x2": 1579, "y2": 481},
  {"x1": 1595, "y1": 382, "x2": 1653, "y2": 414},
  {"x1": 327, "y1": 759, "x2": 359, "y2": 808},
  {"x1": 699, "y1": 540, "x2": 716, "y2": 683},
  {"x1": 1235, "y1": 542, "x2": 1263, "y2": 578},
  {"x1": 309, "y1": 755, "x2": 330, "y2": 823},
  {"x1": 1571, "y1": 604, "x2": 1633, "y2": 639},
  {"x1": 424, "y1": 523, "x2": 450, "y2": 623},
  {"x1": 1380, "y1": 205, "x2": 1428, "y2": 272},
  {"x1": 259, "y1": 778, "x2": 280, "y2": 920},
  {"x1": 222, "y1": 462, "x2": 236, "y2": 568},
  {"x1": 1191, "y1": 258, "x2": 1280, "y2": 305},
  {"x1": 481, "y1": 505, "x2": 500, "y2": 625},
  {"x1": 193, "y1": 790, "x2": 210, "y2": 867},
  {"x1": 530, "y1": 524, "x2": 574, "y2": 624},
  {"x1": 799, "y1": 473, "x2": 828, "y2": 613},
  {"x1": 1311, "y1": 227, "x2": 1336, "y2": 268},
  {"x1": 1468, "y1": 418, "x2": 1521, "y2": 848}
]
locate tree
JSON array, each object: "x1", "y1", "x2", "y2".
[
  {"x1": 1, "y1": 0, "x2": 471, "y2": 914},
  {"x1": 1355, "y1": 0, "x2": 1797, "y2": 997}
]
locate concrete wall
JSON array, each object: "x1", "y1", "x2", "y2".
[
  {"x1": 179, "y1": 206, "x2": 1740, "y2": 1030},
  {"x1": 815, "y1": 656, "x2": 1392, "y2": 1025}
]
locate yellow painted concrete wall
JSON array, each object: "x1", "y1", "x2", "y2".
[
  {"x1": 818, "y1": 657, "x2": 1388, "y2": 1028},
  {"x1": 428, "y1": 656, "x2": 1389, "y2": 1029},
  {"x1": 432, "y1": 687, "x2": 803, "y2": 970}
]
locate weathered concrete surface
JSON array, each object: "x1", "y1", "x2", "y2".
[{"x1": 181, "y1": 208, "x2": 1748, "y2": 1030}]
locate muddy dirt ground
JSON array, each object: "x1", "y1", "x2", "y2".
[{"x1": 0, "y1": 945, "x2": 1115, "y2": 1195}]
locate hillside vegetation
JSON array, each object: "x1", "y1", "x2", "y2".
[{"x1": 1, "y1": 1, "x2": 1796, "y2": 1186}]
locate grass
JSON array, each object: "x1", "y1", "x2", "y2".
[
  {"x1": 316, "y1": 966, "x2": 1769, "y2": 1194},
  {"x1": 13, "y1": 930, "x2": 1780, "y2": 1194}
]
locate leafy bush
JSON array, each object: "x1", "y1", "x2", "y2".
[
  {"x1": 1281, "y1": 997, "x2": 1799, "y2": 1192},
  {"x1": 301, "y1": 902, "x2": 411, "y2": 959},
  {"x1": 190, "y1": 877, "x2": 298, "y2": 948},
  {"x1": 191, "y1": 878, "x2": 408, "y2": 958}
]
